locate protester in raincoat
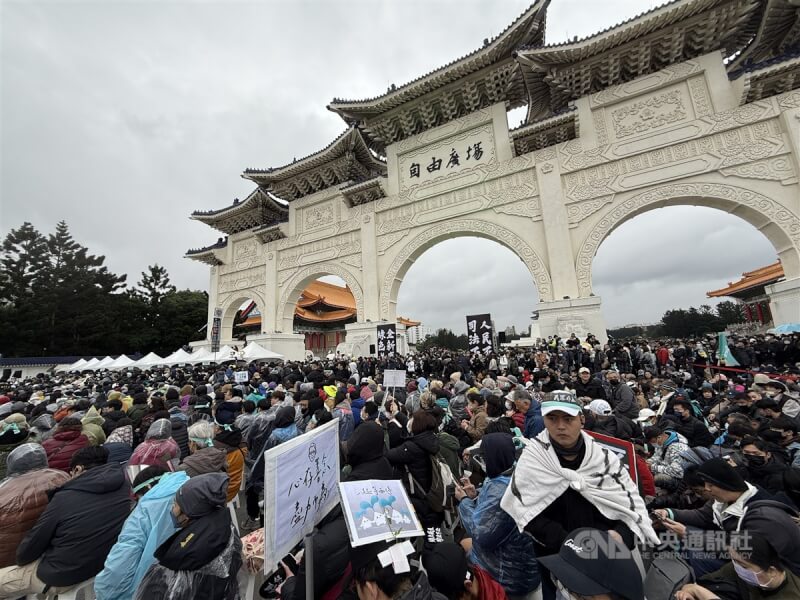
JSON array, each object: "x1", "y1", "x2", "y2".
[
  {"x1": 457, "y1": 432, "x2": 540, "y2": 598},
  {"x1": 133, "y1": 473, "x2": 241, "y2": 600},
  {"x1": 95, "y1": 466, "x2": 190, "y2": 600},
  {"x1": 0, "y1": 444, "x2": 69, "y2": 568},
  {"x1": 130, "y1": 419, "x2": 180, "y2": 471}
]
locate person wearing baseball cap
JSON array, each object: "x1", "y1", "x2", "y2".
[
  {"x1": 501, "y1": 390, "x2": 657, "y2": 599},
  {"x1": 537, "y1": 528, "x2": 643, "y2": 600}
]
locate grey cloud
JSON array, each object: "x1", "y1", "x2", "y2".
[{"x1": 2, "y1": 0, "x2": 775, "y2": 337}]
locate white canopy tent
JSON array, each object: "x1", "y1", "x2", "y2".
[
  {"x1": 130, "y1": 352, "x2": 164, "y2": 369},
  {"x1": 67, "y1": 358, "x2": 88, "y2": 371},
  {"x1": 186, "y1": 348, "x2": 216, "y2": 364},
  {"x1": 213, "y1": 345, "x2": 238, "y2": 363},
  {"x1": 242, "y1": 342, "x2": 284, "y2": 362},
  {"x1": 83, "y1": 357, "x2": 101, "y2": 370},
  {"x1": 92, "y1": 356, "x2": 115, "y2": 371},
  {"x1": 108, "y1": 355, "x2": 135, "y2": 371},
  {"x1": 162, "y1": 348, "x2": 194, "y2": 366}
]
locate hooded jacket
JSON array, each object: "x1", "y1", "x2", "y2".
[
  {"x1": 178, "y1": 446, "x2": 228, "y2": 478},
  {"x1": 386, "y1": 429, "x2": 440, "y2": 495},
  {"x1": 16, "y1": 462, "x2": 131, "y2": 587},
  {"x1": 648, "y1": 431, "x2": 690, "y2": 480},
  {"x1": 673, "y1": 414, "x2": 714, "y2": 448},
  {"x1": 42, "y1": 427, "x2": 90, "y2": 472},
  {"x1": 345, "y1": 422, "x2": 394, "y2": 482},
  {"x1": 459, "y1": 433, "x2": 539, "y2": 595},
  {"x1": 134, "y1": 474, "x2": 241, "y2": 600},
  {"x1": 95, "y1": 471, "x2": 190, "y2": 600},
  {"x1": 130, "y1": 419, "x2": 181, "y2": 471},
  {"x1": 449, "y1": 381, "x2": 470, "y2": 423},
  {"x1": 214, "y1": 428, "x2": 247, "y2": 503},
  {"x1": 0, "y1": 458, "x2": 68, "y2": 568},
  {"x1": 104, "y1": 425, "x2": 134, "y2": 464},
  {"x1": 169, "y1": 408, "x2": 190, "y2": 460},
  {"x1": 248, "y1": 407, "x2": 299, "y2": 492}
]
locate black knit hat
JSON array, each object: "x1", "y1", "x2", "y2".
[{"x1": 697, "y1": 458, "x2": 748, "y2": 492}]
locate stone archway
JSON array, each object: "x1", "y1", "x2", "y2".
[
  {"x1": 574, "y1": 182, "x2": 800, "y2": 297},
  {"x1": 276, "y1": 262, "x2": 365, "y2": 333},
  {"x1": 380, "y1": 218, "x2": 553, "y2": 320},
  {"x1": 219, "y1": 290, "x2": 267, "y2": 342}
]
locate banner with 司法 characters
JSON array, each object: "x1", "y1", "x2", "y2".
[
  {"x1": 466, "y1": 313, "x2": 493, "y2": 354},
  {"x1": 376, "y1": 324, "x2": 397, "y2": 357}
]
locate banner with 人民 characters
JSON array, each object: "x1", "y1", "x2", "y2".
[{"x1": 466, "y1": 313, "x2": 493, "y2": 354}]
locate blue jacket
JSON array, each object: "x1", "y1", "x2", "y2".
[
  {"x1": 523, "y1": 401, "x2": 544, "y2": 439},
  {"x1": 94, "y1": 471, "x2": 190, "y2": 600},
  {"x1": 458, "y1": 474, "x2": 540, "y2": 595},
  {"x1": 351, "y1": 397, "x2": 365, "y2": 427}
]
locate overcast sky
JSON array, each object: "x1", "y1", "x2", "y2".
[{"x1": 1, "y1": 0, "x2": 778, "y2": 333}]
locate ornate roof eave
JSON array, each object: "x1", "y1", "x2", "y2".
[
  {"x1": 191, "y1": 187, "x2": 289, "y2": 235},
  {"x1": 242, "y1": 128, "x2": 387, "y2": 200},
  {"x1": 738, "y1": 53, "x2": 800, "y2": 101},
  {"x1": 340, "y1": 176, "x2": 387, "y2": 207},
  {"x1": 253, "y1": 223, "x2": 288, "y2": 244},
  {"x1": 727, "y1": 0, "x2": 800, "y2": 72},
  {"x1": 514, "y1": 0, "x2": 765, "y2": 121},
  {"x1": 184, "y1": 239, "x2": 227, "y2": 265},
  {"x1": 327, "y1": 0, "x2": 549, "y2": 117},
  {"x1": 510, "y1": 107, "x2": 578, "y2": 155}
]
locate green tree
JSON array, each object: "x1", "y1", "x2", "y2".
[
  {"x1": 0, "y1": 222, "x2": 48, "y2": 307},
  {"x1": 417, "y1": 328, "x2": 469, "y2": 352},
  {"x1": 134, "y1": 264, "x2": 177, "y2": 307},
  {"x1": 715, "y1": 300, "x2": 745, "y2": 327},
  {"x1": 157, "y1": 290, "x2": 209, "y2": 354}
]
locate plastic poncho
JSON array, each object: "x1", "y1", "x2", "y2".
[
  {"x1": 82, "y1": 406, "x2": 107, "y2": 446},
  {"x1": 4, "y1": 443, "x2": 48, "y2": 478},
  {"x1": 129, "y1": 420, "x2": 180, "y2": 471},
  {"x1": 95, "y1": 471, "x2": 190, "y2": 600}
]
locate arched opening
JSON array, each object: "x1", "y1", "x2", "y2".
[
  {"x1": 591, "y1": 205, "x2": 782, "y2": 334},
  {"x1": 381, "y1": 219, "x2": 552, "y2": 322},
  {"x1": 396, "y1": 237, "x2": 539, "y2": 349},
  {"x1": 294, "y1": 275, "x2": 357, "y2": 357},
  {"x1": 220, "y1": 294, "x2": 264, "y2": 343}
]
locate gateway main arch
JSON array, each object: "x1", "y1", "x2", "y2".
[{"x1": 187, "y1": 0, "x2": 800, "y2": 361}]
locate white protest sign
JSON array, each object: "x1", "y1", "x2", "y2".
[
  {"x1": 263, "y1": 417, "x2": 340, "y2": 572},
  {"x1": 339, "y1": 479, "x2": 423, "y2": 547},
  {"x1": 382, "y1": 369, "x2": 406, "y2": 389},
  {"x1": 234, "y1": 371, "x2": 249, "y2": 383}
]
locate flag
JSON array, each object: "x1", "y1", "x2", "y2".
[{"x1": 718, "y1": 332, "x2": 739, "y2": 366}]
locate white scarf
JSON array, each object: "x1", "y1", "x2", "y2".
[{"x1": 500, "y1": 430, "x2": 659, "y2": 545}]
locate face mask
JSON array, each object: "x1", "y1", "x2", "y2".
[
  {"x1": 733, "y1": 560, "x2": 765, "y2": 588},
  {"x1": 745, "y1": 455, "x2": 766, "y2": 468}
]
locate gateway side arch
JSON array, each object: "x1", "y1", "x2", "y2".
[{"x1": 187, "y1": 0, "x2": 800, "y2": 360}]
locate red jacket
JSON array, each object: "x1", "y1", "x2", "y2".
[
  {"x1": 635, "y1": 453, "x2": 656, "y2": 497},
  {"x1": 475, "y1": 564, "x2": 508, "y2": 600},
  {"x1": 42, "y1": 429, "x2": 90, "y2": 472},
  {"x1": 656, "y1": 348, "x2": 670, "y2": 366}
]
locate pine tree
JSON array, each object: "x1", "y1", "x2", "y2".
[
  {"x1": 135, "y1": 264, "x2": 177, "y2": 307},
  {"x1": 0, "y1": 222, "x2": 48, "y2": 306}
]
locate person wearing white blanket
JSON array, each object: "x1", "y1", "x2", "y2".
[{"x1": 500, "y1": 391, "x2": 658, "y2": 600}]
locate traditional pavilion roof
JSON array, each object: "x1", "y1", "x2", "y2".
[
  {"x1": 185, "y1": 238, "x2": 227, "y2": 265},
  {"x1": 327, "y1": 0, "x2": 549, "y2": 152},
  {"x1": 515, "y1": 0, "x2": 767, "y2": 121},
  {"x1": 398, "y1": 317, "x2": 422, "y2": 327},
  {"x1": 727, "y1": 0, "x2": 800, "y2": 71},
  {"x1": 340, "y1": 176, "x2": 387, "y2": 207},
  {"x1": 735, "y1": 51, "x2": 800, "y2": 102},
  {"x1": 510, "y1": 108, "x2": 577, "y2": 155},
  {"x1": 707, "y1": 261, "x2": 784, "y2": 298},
  {"x1": 242, "y1": 128, "x2": 387, "y2": 201},
  {"x1": 191, "y1": 187, "x2": 289, "y2": 235}
]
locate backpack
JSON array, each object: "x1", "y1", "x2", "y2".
[
  {"x1": 644, "y1": 555, "x2": 693, "y2": 599},
  {"x1": 406, "y1": 453, "x2": 457, "y2": 513}
]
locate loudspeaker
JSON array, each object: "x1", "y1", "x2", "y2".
[
  {"x1": 369, "y1": 344, "x2": 376, "y2": 355},
  {"x1": 498, "y1": 332, "x2": 507, "y2": 343}
]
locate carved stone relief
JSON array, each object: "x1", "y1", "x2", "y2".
[
  {"x1": 574, "y1": 183, "x2": 800, "y2": 295},
  {"x1": 380, "y1": 219, "x2": 553, "y2": 318},
  {"x1": 277, "y1": 230, "x2": 362, "y2": 270},
  {"x1": 218, "y1": 265, "x2": 265, "y2": 294},
  {"x1": 720, "y1": 156, "x2": 796, "y2": 183},
  {"x1": 611, "y1": 89, "x2": 689, "y2": 139}
]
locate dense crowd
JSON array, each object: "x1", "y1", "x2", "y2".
[{"x1": 1, "y1": 331, "x2": 800, "y2": 600}]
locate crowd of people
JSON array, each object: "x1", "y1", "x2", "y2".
[{"x1": 0, "y1": 331, "x2": 799, "y2": 599}]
